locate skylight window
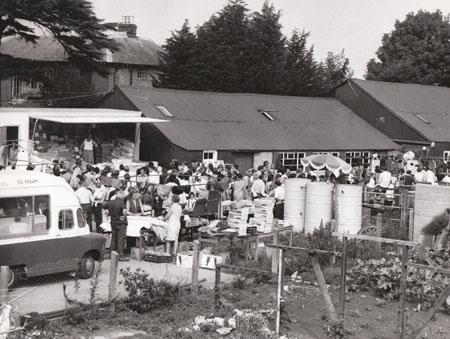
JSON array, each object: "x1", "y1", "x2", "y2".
[
  {"x1": 156, "y1": 105, "x2": 173, "y2": 117},
  {"x1": 416, "y1": 113, "x2": 431, "y2": 124},
  {"x1": 261, "y1": 111, "x2": 275, "y2": 121}
]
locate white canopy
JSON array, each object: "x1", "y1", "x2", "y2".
[{"x1": 32, "y1": 115, "x2": 167, "y2": 124}]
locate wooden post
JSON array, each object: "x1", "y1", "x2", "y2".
[
  {"x1": 191, "y1": 240, "x2": 200, "y2": 295},
  {"x1": 214, "y1": 262, "x2": 221, "y2": 311},
  {"x1": 376, "y1": 212, "x2": 383, "y2": 251},
  {"x1": 108, "y1": 251, "x2": 119, "y2": 303},
  {"x1": 400, "y1": 189, "x2": 409, "y2": 240},
  {"x1": 0, "y1": 266, "x2": 9, "y2": 304},
  {"x1": 408, "y1": 209, "x2": 414, "y2": 241},
  {"x1": 254, "y1": 237, "x2": 260, "y2": 262},
  {"x1": 275, "y1": 249, "x2": 283, "y2": 337},
  {"x1": 311, "y1": 255, "x2": 338, "y2": 323},
  {"x1": 399, "y1": 245, "x2": 408, "y2": 339},
  {"x1": 271, "y1": 219, "x2": 279, "y2": 274},
  {"x1": 339, "y1": 236, "x2": 348, "y2": 321}
]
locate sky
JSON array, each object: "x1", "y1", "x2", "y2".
[{"x1": 92, "y1": 0, "x2": 450, "y2": 78}]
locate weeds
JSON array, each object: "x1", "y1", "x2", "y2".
[{"x1": 119, "y1": 267, "x2": 182, "y2": 313}]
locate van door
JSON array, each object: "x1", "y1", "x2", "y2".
[{"x1": 26, "y1": 208, "x2": 81, "y2": 276}]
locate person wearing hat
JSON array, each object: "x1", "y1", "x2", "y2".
[
  {"x1": 103, "y1": 190, "x2": 129, "y2": 261},
  {"x1": 162, "y1": 194, "x2": 182, "y2": 256}
]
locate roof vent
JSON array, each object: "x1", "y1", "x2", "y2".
[
  {"x1": 416, "y1": 113, "x2": 431, "y2": 124},
  {"x1": 156, "y1": 105, "x2": 173, "y2": 117}
]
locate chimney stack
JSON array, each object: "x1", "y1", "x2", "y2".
[{"x1": 107, "y1": 16, "x2": 137, "y2": 38}]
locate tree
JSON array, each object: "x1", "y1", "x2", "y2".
[
  {"x1": 0, "y1": 0, "x2": 117, "y2": 79},
  {"x1": 157, "y1": 20, "x2": 199, "y2": 90},
  {"x1": 193, "y1": 0, "x2": 252, "y2": 92},
  {"x1": 244, "y1": 1, "x2": 286, "y2": 94},
  {"x1": 366, "y1": 10, "x2": 450, "y2": 86},
  {"x1": 317, "y1": 50, "x2": 353, "y2": 95},
  {"x1": 281, "y1": 30, "x2": 322, "y2": 96}
]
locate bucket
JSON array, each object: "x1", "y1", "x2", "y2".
[
  {"x1": 305, "y1": 182, "x2": 333, "y2": 233},
  {"x1": 284, "y1": 178, "x2": 310, "y2": 232},
  {"x1": 335, "y1": 184, "x2": 362, "y2": 234}
]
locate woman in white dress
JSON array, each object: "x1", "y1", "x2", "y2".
[{"x1": 163, "y1": 194, "x2": 182, "y2": 256}]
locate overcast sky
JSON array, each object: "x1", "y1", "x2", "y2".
[{"x1": 92, "y1": 0, "x2": 450, "y2": 78}]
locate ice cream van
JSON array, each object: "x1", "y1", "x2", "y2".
[{"x1": 0, "y1": 171, "x2": 106, "y2": 287}]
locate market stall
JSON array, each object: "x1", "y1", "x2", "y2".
[{"x1": 0, "y1": 108, "x2": 167, "y2": 169}]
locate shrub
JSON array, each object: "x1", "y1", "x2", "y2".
[
  {"x1": 120, "y1": 267, "x2": 181, "y2": 313},
  {"x1": 347, "y1": 250, "x2": 450, "y2": 310}
]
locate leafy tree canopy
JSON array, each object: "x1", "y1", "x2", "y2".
[
  {"x1": 366, "y1": 10, "x2": 450, "y2": 86},
  {"x1": 0, "y1": 0, "x2": 118, "y2": 79},
  {"x1": 157, "y1": 0, "x2": 352, "y2": 96}
]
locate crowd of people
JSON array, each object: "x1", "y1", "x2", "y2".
[{"x1": 2, "y1": 155, "x2": 450, "y2": 259}]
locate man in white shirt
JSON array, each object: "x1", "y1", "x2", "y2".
[
  {"x1": 76, "y1": 178, "x2": 94, "y2": 230},
  {"x1": 377, "y1": 168, "x2": 392, "y2": 189},
  {"x1": 422, "y1": 166, "x2": 436, "y2": 184},
  {"x1": 80, "y1": 134, "x2": 97, "y2": 164},
  {"x1": 414, "y1": 166, "x2": 424, "y2": 184},
  {"x1": 271, "y1": 180, "x2": 284, "y2": 219},
  {"x1": 251, "y1": 174, "x2": 267, "y2": 199}
]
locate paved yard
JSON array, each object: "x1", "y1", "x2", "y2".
[{"x1": 7, "y1": 259, "x2": 232, "y2": 315}]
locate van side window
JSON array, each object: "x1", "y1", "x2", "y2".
[
  {"x1": 58, "y1": 210, "x2": 74, "y2": 230},
  {"x1": 0, "y1": 195, "x2": 50, "y2": 239},
  {"x1": 77, "y1": 208, "x2": 86, "y2": 228}
]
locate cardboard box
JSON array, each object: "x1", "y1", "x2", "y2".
[
  {"x1": 176, "y1": 252, "x2": 194, "y2": 268},
  {"x1": 200, "y1": 253, "x2": 223, "y2": 269}
]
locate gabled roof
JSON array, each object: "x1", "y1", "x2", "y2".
[
  {"x1": 106, "y1": 86, "x2": 398, "y2": 152},
  {"x1": 0, "y1": 35, "x2": 160, "y2": 66},
  {"x1": 351, "y1": 79, "x2": 450, "y2": 142}
]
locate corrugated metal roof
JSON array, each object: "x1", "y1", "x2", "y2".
[
  {"x1": 0, "y1": 36, "x2": 160, "y2": 66},
  {"x1": 114, "y1": 86, "x2": 398, "y2": 151},
  {"x1": 352, "y1": 79, "x2": 450, "y2": 142}
]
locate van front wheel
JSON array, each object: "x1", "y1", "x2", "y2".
[
  {"x1": 6, "y1": 267, "x2": 22, "y2": 288},
  {"x1": 77, "y1": 253, "x2": 96, "y2": 279}
]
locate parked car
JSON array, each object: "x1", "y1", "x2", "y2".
[{"x1": 0, "y1": 171, "x2": 106, "y2": 287}]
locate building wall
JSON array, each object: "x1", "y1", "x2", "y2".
[{"x1": 335, "y1": 81, "x2": 427, "y2": 143}]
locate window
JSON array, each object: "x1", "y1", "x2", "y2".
[
  {"x1": 0, "y1": 195, "x2": 50, "y2": 239},
  {"x1": 58, "y1": 210, "x2": 74, "y2": 230},
  {"x1": 443, "y1": 151, "x2": 450, "y2": 163},
  {"x1": 11, "y1": 75, "x2": 41, "y2": 98},
  {"x1": 77, "y1": 208, "x2": 86, "y2": 228},
  {"x1": 156, "y1": 105, "x2": 173, "y2": 117},
  {"x1": 416, "y1": 113, "x2": 431, "y2": 124},
  {"x1": 279, "y1": 152, "x2": 305, "y2": 171},
  {"x1": 312, "y1": 152, "x2": 340, "y2": 157},
  {"x1": 345, "y1": 151, "x2": 371, "y2": 167},
  {"x1": 137, "y1": 68, "x2": 148, "y2": 80},
  {"x1": 203, "y1": 150, "x2": 218, "y2": 161},
  {"x1": 261, "y1": 111, "x2": 274, "y2": 121}
]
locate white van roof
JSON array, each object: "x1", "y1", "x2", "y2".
[
  {"x1": 0, "y1": 170, "x2": 69, "y2": 189},
  {"x1": 0, "y1": 171, "x2": 80, "y2": 207}
]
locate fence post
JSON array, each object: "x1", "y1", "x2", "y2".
[
  {"x1": 311, "y1": 255, "x2": 338, "y2": 323},
  {"x1": 400, "y1": 189, "x2": 409, "y2": 239},
  {"x1": 191, "y1": 240, "x2": 200, "y2": 295},
  {"x1": 0, "y1": 266, "x2": 9, "y2": 304},
  {"x1": 376, "y1": 212, "x2": 383, "y2": 251},
  {"x1": 408, "y1": 209, "x2": 414, "y2": 241},
  {"x1": 275, "y1": 248, "x2": 284, "y2": 337},
  {"x1": 214, "y1": 262, "x2": 221, "y2": 311},
  {"x1": 108, "y1": 251, "x2": 119, "y2": 303},
  {"x1": 399, "y1": 245, "x2": 408, "y2": 339},
  {"x1": 339, "y1": 236, "x2": 348, "y2": 321},
  {"x1": 271, "y1": 219, "x2": 279, "y2": 274}
]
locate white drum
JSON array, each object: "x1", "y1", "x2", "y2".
[
  {"x1": 284, "y1": 178, "x2": 310, "y2": 232},
  {"x1": 335, "y1": 184, "x2": 362, "y2": 234},
  {"x1": 305, "y1": 182, "x2": 333, "y2": 233}
]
